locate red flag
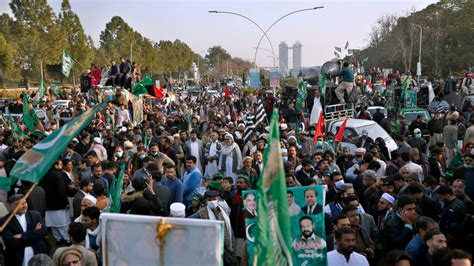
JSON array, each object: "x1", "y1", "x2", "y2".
[
  {"x1": 153, "y1": 84, "x2": 164, "y2": 99},
  {"x1": 314, "y1": 112, "x2": 325, "y2": 144},
  {"x1": 225, "y1": 86, "x2": 230, "y2": 97},
  {"x1": 335, "y1": 118, "x2": 348, "y2": 142}
]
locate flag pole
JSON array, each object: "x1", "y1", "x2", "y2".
[{"x1": 0, "y1": 184, "x2": 37, "y2": 232}]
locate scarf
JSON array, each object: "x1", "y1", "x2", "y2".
[
  {"x1": 85, "y1": 224, "x2": 101, "y2": 249},
  {"x1": 221, "y1": 134, "x2": 242, "y2": 166},
  {"x1": 199, "y1": 205, "x2": 233, "y2": 250}
]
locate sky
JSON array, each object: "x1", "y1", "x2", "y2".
[{"x1": 0, "y1": 0, "x2": 438, "y2": 67}]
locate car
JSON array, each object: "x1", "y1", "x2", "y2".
[
  {"x1": 398, "y1": 108, "x2": 431, "y2": 124},
  {"x1": 52, "y1": 100, "x2": 72, "y2": 109},
  {"x1": 327, "y1": 119, "x2": 398, "y2": 153}
]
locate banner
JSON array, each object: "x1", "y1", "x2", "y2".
[
  {"x1": 250, "y1": 68, "x2": 261, "y2": 88},
  {"x1": 404, "y1": 90, "x2": 417, "y2": 107},
  {"x1": 101, "y1": 213, "x2": 224, "y2": 266},
  {"x1": 244, "y1": 185, "x2": 327, "y2": 265},
  {"x1": 269, "y1": 69, "x2": 280, "y2": 88},
  {"x1": 62, "y1": 50, "x2": 74, "y2": 77}
]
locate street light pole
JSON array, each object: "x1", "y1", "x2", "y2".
[
  {"x1": 253, "y1": 6, "x2": 324, "y2": 68},
  {"x1": 412, "y1": 24, "x2": 422, "y2": 80},
  {"x1": 209, "y1": 11, "x2": 276, "y2": 67}
]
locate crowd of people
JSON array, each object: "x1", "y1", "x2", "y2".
[{"x1": 0, "y1": 60, "x2": 472, "y2": 266}]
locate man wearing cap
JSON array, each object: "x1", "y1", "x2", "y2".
[
  {"x1": 407, "y1": 128, "x2": 427, "y2": 155},
  {"x1": 0, "y1": 194, "x2": 49, "y2": 266},
  {"x1": 88, "y1": 137, "x2": 108, "y2": 161},
  {"x1": 170, "y1": 203, "x2": 186, "y2": 218},
  {"x1": 189, "y1": 190, "x2": 234, "y2": 255},
  {"x1": 375, "y1": 193, "x2": 394, "y2": 230},
  {"x1": 242, "y1": 132, "x2": 258, "y2": 157}
]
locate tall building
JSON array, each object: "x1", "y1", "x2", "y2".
[
  {"x1": 279, "y1": 42, "x2": 289, "y2": 76},
  {"x1": 293, "y1": 41, "x2": 302, "y2": 69}
]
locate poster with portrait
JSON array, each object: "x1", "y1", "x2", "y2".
[
  {"x1": 243, "y1": 185, "x2": 327, "y2": 266},
  {"x1": 101, "y1": 213, "x2": 225, "y2": 266}
]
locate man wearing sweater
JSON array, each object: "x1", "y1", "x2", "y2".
[
  {"x1": 162, "y1": 164, "x2": 184, "y2": 204},
  {"x1": 183, "y1": 156, "x2": 203, "y2": 208}
]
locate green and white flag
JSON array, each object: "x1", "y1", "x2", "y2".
[
  {"x1": 109, "y1": 164, "x2": 125, "y2": 213},
  {"x1": 11, "y1": 102, "x2": 105, "y2": 184},
  {"x1": 253, "y1": 109, "x2": 293, "y2": 266},
  {"x1": 296, "y1": 80, "x2": 307, "y2": 112},
  {"x1": 22, "y1": 94, "x2": 44, "y2": 136},
  {"x1": 62, "y1": 50, "x2": 74, "y2": 77},
  {"x1": 320, "y1": 75, "x2": 327, "y2": 103}
]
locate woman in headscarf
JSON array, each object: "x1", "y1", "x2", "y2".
[{"x1": 219, "y1": 133, "x2": 243, "y2": 183}]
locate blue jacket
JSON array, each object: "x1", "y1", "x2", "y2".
[
  {"x1": 162, "y1": 176, "x2": 184, "y2": 204},
  {"x1": 335, "y1": 67, "x2": 355, "y2": 82},
  {"x1": 183, "y1": 168, "x2": 202, "y2": 205},
  {"x1": 405, "y1": 234, "x2": 424, "y2": 261}
]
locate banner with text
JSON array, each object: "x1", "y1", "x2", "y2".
[{"x1": 269, "y1": 68, "x2": 280, "y2": 88}]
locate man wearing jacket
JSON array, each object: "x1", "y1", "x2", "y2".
[{"x1": 1, "y1": 194, "x2": 49, "y2": 265}]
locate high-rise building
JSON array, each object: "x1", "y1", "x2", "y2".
[
  {"x1": 279, "y1": 42, "x2": 289, "y2": 76},
  {"x1": 293, "y1": 41, "x2": 302, "y2": 69}
]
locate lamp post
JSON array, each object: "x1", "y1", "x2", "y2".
[
  {"x1": 412, "y1": 24, "x2": 423, "y2": 80},
  {"x1": 209, "y1": 11, "x2": 276, "y2": 67},
  {"x1": 253, "y1": 6, "x2": 324, "y2": 68}
]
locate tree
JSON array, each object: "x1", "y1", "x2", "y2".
[
  {"x1": 9, "y1": 0, "x2": 66, "y2": 80},
  {"x1": 0, "y1": 33, "x2": 16, "y2": 86},
  {"x1": 205, "y1": 46, "x2": 231, "y2": 69},
  {"x1": 58, "y1": 0, "x2": 94, "y2": 78}
]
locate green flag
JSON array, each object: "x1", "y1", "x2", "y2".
[
  {"x1": 11, "y1": 102, "x2": 105, "y2": 184},
  {"x1": 401, "y1": 76, "x2": 410, "y2": 90},
  {"x1": 62, "y1": 50, "x2": 74, "y2": 77},
  {"x1": 5, "y1": 111, "x2": 24, "y2": 140},
  {"x1": 22, "y1": 94, "x2": 44, "y2": 136},
  {"x1": 445, "y1": 143, "x2": 463, "y2": 180},
  {"x1": 109, "y1": 164, "x2": 125, "y2": 213},
  {"x1": 0, "y1": 177, "x2": 12, "y2": 192},
  {"x1": 132, "y1": 76, "x2": 153, "y2": 96},
  {"x1": 296, "y1": 81, "x2": 307, "y2": 112},
  {"x1": 32, "y1": 80, "x2": 46, "y2": 103},
  {"x1": 253, "y1": 109, "x2": 293, "y2": 266}
]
